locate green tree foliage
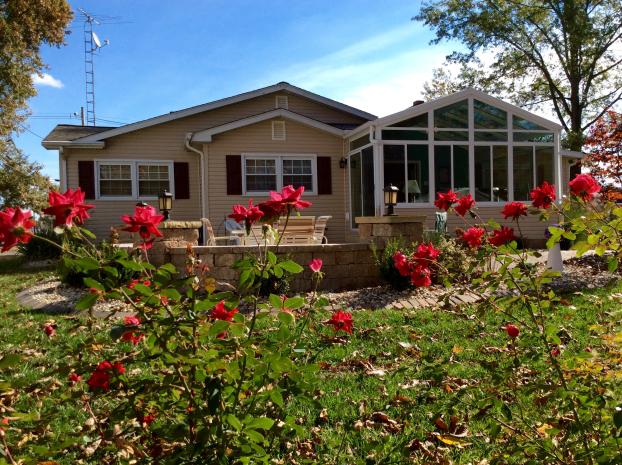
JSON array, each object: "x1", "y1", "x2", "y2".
[
  {"x1": 0, "y1": 0, "x2": 72, "y2": 151},
  {"x1": 0, "y1": 140, "x2": 53, "y2": 212},
  {"x1": 414, "y1": 0, "x2": 622, "y2": 150}
]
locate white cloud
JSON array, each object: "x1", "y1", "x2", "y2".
[{"x1": 31, "y1": 73, "x2": 63, "y2": 89}]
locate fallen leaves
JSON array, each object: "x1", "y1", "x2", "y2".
[{"x1": 354, "y1": 411, "x2": 402, "y2": 434}]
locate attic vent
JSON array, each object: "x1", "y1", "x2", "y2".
[
  {"x1": 272, "y1": 121, "x2": 286, "y2": 140},
  {"x1": 275, "y1": 95, "x2": 289, "y2": 109}
]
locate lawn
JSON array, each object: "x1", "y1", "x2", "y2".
[{"x1": 1, "y1": 260, "x2": 621, "y2": 464}]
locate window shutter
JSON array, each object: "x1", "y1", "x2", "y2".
[
  {"x1": 174, "y1": 162, "x2": 190, "y2": 199},
  {"x1": 78, "y1": 160, "x2": 95, "y2": 199},
  {"x1": 226, "y1": 155, "x2": 243, "y2": 195},
  {"x1": 317, "y1": 156, "x2": 332, "y2": 195}
]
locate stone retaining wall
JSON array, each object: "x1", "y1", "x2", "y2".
[{"x1": 167, "y1": 243, "x2": 381, "y2": 292}]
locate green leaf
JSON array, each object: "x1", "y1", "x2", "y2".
[
  {"x1": 277, "y1": 311, "x2": 295, "y2": 326},
  {"x1": 267, "y1": 251, "x2": 277, "y2": 265},
  {"x1": 614, "y1": 407, "x2": 622, "y2": 428},
  {"x1": 608, "y1": 257, "x2": 619, "y2": 273},
  {"x1": 279, "y1": 260, "x2": 303, "y2": 274},
  {"x1": 117, "y1": 259, "x2": 145, "y2": 272},
  {"x1": 269, "y1": 389, "x2": 284, "y2": 407},
  {"x1": 161, "y1": 288, "x2": 182, "y2": 301},
  {"x1": 284, "y1": 296, "x2": 304, "y2": 309},
  {"x1": 226, "y1": 414, "x2": 243, "y2": 431},
  {"x1": 269, "y1": 293, "x2": 283, "y2": 309},
  {"x1": 103, "y1": 266, "x2": 119, "y2": 278},
  {"x1": 75, "y1": 292, "x2": 98, "y2": 310},
  {"x1": 83, "y1": 277, "x2": 104, "y2": 291},
  {"x1": 74, "y1": 257, "x2": 100, "y2": 271},
  {"x1": 208, "y1": 320, "x2": 230, "y2": 337},
  {"x1": 0, "y1": 354, "x2": 22, "y2": 370},
  {"x1": 246, "y1": 417, "x2": 275, "y2": 431}
]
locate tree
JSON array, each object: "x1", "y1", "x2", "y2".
[
  {"x1": 0, "y1": 0, "x2": 72, "y2": 151},
  {"x1": 414, "y1": 0, "x2": 622, "y2": 150},
  {"x1": 0, "y1": 140, "x2": 54, "y2": 212},
  {"x1": 583, "y1": 110, "x2": 622, "y2": 194}
]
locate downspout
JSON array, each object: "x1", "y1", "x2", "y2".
[{"x1": 185, "y1": 133, "x2": 207, "y2": 241}]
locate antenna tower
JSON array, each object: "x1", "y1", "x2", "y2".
[{"x1": 78, "y1": 8, "x2": 109, "y2": 126}]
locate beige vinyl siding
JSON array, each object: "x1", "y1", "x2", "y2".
[
  {"x1": 206, "y1": 119, "x2": 348, "y2": 242},
  {"x1": 394, "y1": 206, "x2": 556, "y2": 243},
  {"x1": 64, "y1": 146, "x2": 201, "y2": 239}
]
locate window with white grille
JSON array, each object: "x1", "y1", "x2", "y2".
[
  {"x1": 275, "y1": 95, "x2": 288, "y2": 109},
  {"x1": 272, "y1": 121, "x2": 286, "y2": 140}
]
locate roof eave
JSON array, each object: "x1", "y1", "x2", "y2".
[{"x1": 42, "y1": 141, "x2": 106, "y2": 150}]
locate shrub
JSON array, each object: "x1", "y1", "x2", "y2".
[
  {"x1": 373, "y1": 238, "x2": 413, "y2": 289},
  {"x1": 433, "y1": 235, "x2": 480, "y2": 284},
  {"x1": 17, "y1": 222, "x2": 62, "y2": 260}
]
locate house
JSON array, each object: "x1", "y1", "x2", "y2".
[{"x1": 42, "y1": 82, "x2": 582, "y2": 245}]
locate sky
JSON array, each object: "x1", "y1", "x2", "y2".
[{"x1": 17, "y1": 0, "x2": 458, "y2": 180}]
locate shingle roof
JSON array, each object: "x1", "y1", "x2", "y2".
[{"x1": 42, "y1": 124, "x2": 116, "y2": 145}]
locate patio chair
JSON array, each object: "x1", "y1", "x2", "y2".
[
  {"x1": 277, "y1": 216, "x2": 315, "y2": 243},
  {"x1": 201, "y1": 218, "x2": 234, "y2": 246},
  {"x1": 311, "y1": 215, "x2": 331, "y2": 244}
]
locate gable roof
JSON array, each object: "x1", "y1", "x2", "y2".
[
  {"x1": 191, "y1": 109, "x2": 347, "y2": 143},
  {"x1": 346, "y1": 88, "x2": 562, "y2": 137},
  {"x1": 57, "y1": 82, "x2": 376, "y2": 146},
  {"x1": 42, "y1": 124, "x2": 115, "y2": 149}
]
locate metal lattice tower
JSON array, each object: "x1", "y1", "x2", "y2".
[{"x1": 78, "y1": 9, "x2": 108, "y2": 126}]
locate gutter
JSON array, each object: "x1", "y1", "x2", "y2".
[{"x1": 185, "y1": 133, "x2": 207, "y2": 237}]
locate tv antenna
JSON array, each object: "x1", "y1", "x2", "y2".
[{"x1": 78, "y1": 8, "x2": 110, "y2": 126}]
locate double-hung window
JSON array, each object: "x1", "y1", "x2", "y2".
[
  {"x1": 243, "y1": 155, "x2": 316, "y2": 195},
  {"x1": 96, "y1": 161, "x2": 173, "y2": 199}
]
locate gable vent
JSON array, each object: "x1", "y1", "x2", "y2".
[
  {"x1": 272, "y1": 121, "x2": 286, "y2": 140},
  {"x1": 275, "y1": 95, "x2": 289, "y2": 109}
]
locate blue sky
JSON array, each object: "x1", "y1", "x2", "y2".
[{"x1": 17, "y1": 0, "x2": 455, "y2": 180}]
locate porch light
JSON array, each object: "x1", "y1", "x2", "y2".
[
  {"x1": 339, "y1": 157, "x2": 348, "y2": 169},
  {"x1": 383, "y1": 183, "x2": 399, "y2": 216},
  {"x1": 158, "y1": 190, "x2": 173, "y2": 220}
]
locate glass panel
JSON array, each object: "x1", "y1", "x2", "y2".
[
  {"x1": 535, "y1": 146, "x2": 554, "y2": 185},
  {"x1": 282, "y1": 159, "x2": 313, "y2": 191},
  {"x1": 383, "y1": 145, "x2": 406, "y2": 203},
  {"x1": 493, "y1": 146, "x2": 508, "y2": 201},
  {"x1": 513, "y1": 132, "x2": 554, "y2": 143},
  {"x1": 381, "y1": 129, "x2": 427, "y2": 140},
  {"x1": 513, "y1": 146, "x2": 534, "y2": 200},
  {"x1": 389, "y1": 112, "x2": 428, "y2": 128},
  {"x1": 434, "y1": 100, "x2": 468, "y2": 128},
  {"x1": 434, "y1": 130, "x2": 468, "y2": 141},
  {"x1": 139, "y1": 180, "x2": 170, "y2": 197},
  {"x1": 349, "y1": 152, "x2": 362, "y2": 229},
  {"x1": 453, "y1": 145, "x2": 469, "y2": 196},
  {"x1": 474, "y1": 99, "x2": 507, "y2": 129},
  {"x1": 246, "y1": 159, "x2": 277, "y2": 192},
  {"x1": 361, "y1": 147, "x2": 375, "y2": 217},
  {"x1": 434, "y1": 146, "x2": 452, "y2": 194},
  {"x1": 512, "y1": 115, "x2": 548, "y2": 130},
  {"x1": 349, "y1": 134, "x2": 370, "y2": 151},
  {"x1": 100, "y1": 180, "x2": 132, "y2": 196},
  {"x1": 474, "y1": 146, "x2": 491, "y2": 201},
  {"x1": 407, "y1": 145, "x2": 429, "y2": 203},
  {"x1": 474, "y1": 131, "x2": 507, "y2": 141}
]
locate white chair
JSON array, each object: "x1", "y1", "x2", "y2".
[{"x1": 312, "y1": 216, "x2": 331, "y2": 244}]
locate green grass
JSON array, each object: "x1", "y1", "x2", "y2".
[{"x1": 1, "y1": 263, "x2": 620, "y2": 464}]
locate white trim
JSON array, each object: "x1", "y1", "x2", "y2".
[
  {"x1": 192, "y1": 109, "x2": 345, "y2": 142},
  {"x1": 94, "y1": 159, "x2": 175, "y2": 201},
  {"x1": 42, "y1": 141, "x2": 105, "y2": 149},
  {"x1": 560, "y1": 149, "x2": 585, "y2": 159},
  {"x1": 241, "y1": 153, "x2": 318, "y2": 196},
  {"x1": 68, "y1": 82, "x2": 374, "y2": 144}
]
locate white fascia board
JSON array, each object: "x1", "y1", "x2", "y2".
[
  {"x1": 42, "y1": 140, "x2": 106, "y2": 149},
  {"x1": 191, "y1": 109, "x2": 345, "y2": 143},
  {"x1": 71, "y1": 83, "x2": 373, "y2": 144},
  {"x1": 560, "y1": 149, "x2": 585, "y2": 158}
]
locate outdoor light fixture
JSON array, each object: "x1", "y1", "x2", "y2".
[
  {"x1": 383, "y1": 183, "x2": 399, "y2": 216},
  {"x1": 158, "y1": 190, "x2": 173, "y2": 220},
  {"x1": 339, "y1": 157, "x2": 348, "y2": 169}
]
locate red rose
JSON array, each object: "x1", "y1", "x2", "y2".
[
  {"x1": 139, "y1": 414, "x2": 156, "y2": 427},
  {"x1": 87, "y1": 368, "x2": 111, "y2": 392},
  {"x1": 269, "y1": 185, "x2": 312, "y2": 212},
  {"x1": 550, "y1": 346, "x2": 560, "y2": 357},
  {"x1": 0, "y1": 207, "x2": 36, "y2": 252},
  {"x1": 434, "y1": 190, "x2": 458, "y2": 211},
  {"x1": 121, "y1": 205, "x2": 164, "y2": 241},
  {"x1": 392, "y1": 252, "x2": 410, "y2": 276},
  {"x1": 530, "y1": 181, "x2": 556, "y2": 209},
  {"x1": 505, "y1": 323, "x2": 519, "y2": 339},
  {"x1": 462, "y1": 227, "x2": 485, "y2": 248},
  {"x1": 326, "y1": 310, "x2": 353, "y2": 334},
  {"x1": 124, "y1": 315, "x2": 141, "y2": 326},
  {"x1": 210, "y1": 300, "x2": 239, "y2": 321},
  {"x1": 410, "y1": 265, "x2": 432, "y2": 287},
  {"x1": 414, "y1": 243, "x2": 440, "y2": 265},
  {"x1": 121, "y1": 331, "x2": 144, "y2": 345},
  {"x1": 113, "y1": 362, "x2": 125, "y2": 375},
  {"x1": 454, "y1": 194, "x2": 475, "y2": 217},
  {"x1": 501, "y1": 202, "x2": 528, "y2": 220},
  {"x1": 489, "y1": 226, "x2": 516, "y2": 246},
  {"x1": 309, "y1": 258, "x2": 323, "y2": 273},
  {"x1": 229, "y1": 199, "x2": 265, "y2": 232},
  {"x1": 68, "y1": 372, "x2": 82, "y2": 385},
  {"x1": 568, "y1": 174, "x2": 600, "y2": 200},
  {"x1": 43, "y1": 323, "x2": 56, "y2": 337},
  {"x1": 43, "y1": 187, "x2": 94, "y2": 227}
]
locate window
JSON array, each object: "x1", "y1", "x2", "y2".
[
  {"x1": 474, "y1": 100, "x2": 507, "y2": 129},
  {"x1": 243, "y1": 155, "x2": 316, "y2": 194},
  {"x1": 99, "y1": 163, "x2": 132, "y2": 197},
  {"x1": 349, "y1": 134, "x2": 370, "y2": 151},
  {"x1": 349, "y1": 147, "x2": 375, "y2": 228},
  {"x1": 138, "y1": 164, "x2": 170, "y2": 197},
  {"x1": 513, "y1": 146, "x2": 555, "y2": 200},
  {"x1": 382, "y1": 144, "x2": 430, "y2": 204},
  {"x1": 96, "y1": 161, "x2": 173, "y2": 199},
  {"x1": 434, "y1": 145, "x2": 469, "y2": 197},
  {"x1": 434, "y1": 100, "x2": 468, "y2": 128},
  {"x1": 474, "y1": 146, "x2": 508, "y2": 201}
]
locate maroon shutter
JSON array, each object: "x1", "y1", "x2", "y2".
[
  {"x1": 226, "y1": 155, "x2": 242, "y2": 195},
  {"x1": 173, "y1": 162, "x2": 190, "y2": 199},
  {"x1": 317, "y1": 156, "x2": 332, "y2": 195},
  {"x1": 78, "y1": 161, "x2": 95, "y2": 199}
]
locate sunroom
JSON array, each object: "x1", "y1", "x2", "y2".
[{"x1": 345, "y1": 89, "x2": 564, "y2": 234}]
